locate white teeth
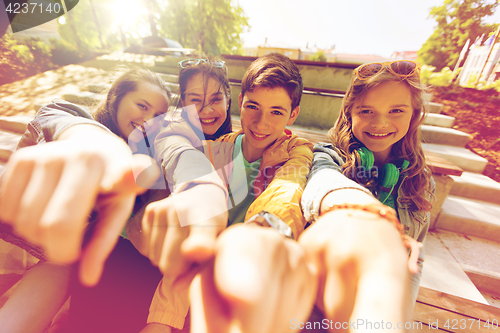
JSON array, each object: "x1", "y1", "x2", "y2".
[
  {"x1": 200, "y1": 118, "x2": 216, "y2": 124},
  {"x1": 368, "y1": 132, "x2": 391, "y2": 137},
  {"x1": 253, "y1": 132, "x2": 267, "y2": 138},
  {"x1": 132, "y1": 122, "x2": 146, "y2": 133}
]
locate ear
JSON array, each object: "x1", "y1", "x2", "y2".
[
  {"x1": 238, "y1": 93, "x2": 243, "y2": 115},
  {"x1": 287, "y1": 106, "x2": 300, "y2": 126},
  {"x1": 180, "y1": 95, "x2": 186, "y2": 107}
]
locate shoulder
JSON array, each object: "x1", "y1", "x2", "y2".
[
  {"x1": 38, "y1": 98, "x2": 94, "y2": 119},
  {"x1": 216, "y1": 131, "x2": 241, "y2": 143}
]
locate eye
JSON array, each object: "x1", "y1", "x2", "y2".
[
  {"x1": 359, "y1": 109, "x2": 372, "y2": 114},
  {"x1": 211, "y1": 97, "x2": 222, "y2": 103},
  {"x1": 138, "y1": 103, "x2": 147, "y2": 110},
  {"x1": 246, "y1": 104, "x2": 257, "y2": 110},
  {"x1": 272, "y1": 110, "x2": 283, "y2": 116},
  {"x1": 390, "y1": 108, "x2": 404, "y2": 113},
  {"x1": 190, "y1": 98, "x2": 202, "y2": 103}
]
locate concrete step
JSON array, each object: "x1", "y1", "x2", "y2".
[
  {"x1": 450, "y1": 171, "x2": 500, "y2": 205},
  {"x1": 421, "y1": 125, "x2": 471, "y2": 147},
  {"x1": 421, "y1": 230, "x2": 488, "y2": 304},
  {"x1": 422, "y1": 143, "x2": 488, "y2": 173},
  {"x1": 427, "y1": 102, "x2": 443, "y2": 114},
  {"x1": 0, "y1": 131, "x2": 22, "y2": 163},
  {"x1": 434, "y1": 195, "x2": 500, "y2": 242},
  {"x1": 422, "y1": 113, "x2": 454, "y2": 128},
  {"x1": 88, "y1": 84, "x2": 107, "y2": 94},
  {"x1": 148, "y1": 66, "x2": 178, "y2": 75},
  {"x1": 62, "y1": 92, "x2": 103, "y2": 106},
  {"x1": 157, "y1": 73, "x2": 179, "y2": 84},
  {"x1": 0, "y1": 115, "x2": 33, "y2": 134},
  {"x1": 422, "y1": 92, "x2": 433, "y2": 103},
  {"x1": 88, "y1": 81, "x2": 179, "y2": 95},
  {"x1": 431, "y1": 229, "x2": 500, "y2": 299}
]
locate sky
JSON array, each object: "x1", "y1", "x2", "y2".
[{"x1": 236, "y1": 0, "x2": 500, "y2": 58}]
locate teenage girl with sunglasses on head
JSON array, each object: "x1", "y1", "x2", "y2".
[
  {"x1": 123, "y1": 56, "x2": 234, "y2": 333},
  {"x1": 300, "y1": 60, "x2": 435, "y2": 325}
]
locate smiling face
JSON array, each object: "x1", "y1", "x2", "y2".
[
  {"x1": 116, "y1": 81, "x2": 170, "y2": 138},
  {"x1": 239, "y1": 87, "x2": 299, "y2": 162},
  {"x1": 351, "y1": 81, "x2": 413, "y2": 164},
  {"x1": 182, "y1": 73, "x2": 228, "y2": 135}
]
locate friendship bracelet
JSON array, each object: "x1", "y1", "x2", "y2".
[{"x1": 319, "y1": 203, "x2": 404, "y2": 237}]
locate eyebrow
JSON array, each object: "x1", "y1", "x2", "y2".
[
  {"x1": 186, "y1": 92, "x2": 223, "y2": 97},
  {"x1": 356, "y1": 104, "x2": 410, "y2": 109},
  {"x1": 246, "y1": 99, "x2": 290, "y2": 113},
  {"x1": 139, "y1": 99, "x2": 152, "y2": 107}
]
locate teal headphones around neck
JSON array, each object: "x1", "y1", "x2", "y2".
[{"x1": 356, "y1": 147, "x2": 410, "y2": 209}]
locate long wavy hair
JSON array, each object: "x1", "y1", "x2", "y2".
[
  {"x1": 93, "y1": 67, "x2": 171, "y2": 140},
  {"x1": 176, "y1": 55, "x2": 232, "y2": 141},
  {"x1": 328, "y1": 65, "x2": 433, "y2": 211}
]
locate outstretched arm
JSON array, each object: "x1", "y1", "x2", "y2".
[
  {"x1": 300, "y1": 189, "x2": 411, "y2": 330},
  {"x1": 0, "y1": 121, "x2": 159, "y2": 286}
]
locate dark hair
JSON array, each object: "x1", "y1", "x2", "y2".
[
  {"x1": 93, "y1": 67, "x2": 171, "y2": 140},
  {"x1": 241, "y1": 52, "x2": 303, "y2": 110},
  {"x1": 178, "y1": 56, "x2": 232, "y2": 140}
]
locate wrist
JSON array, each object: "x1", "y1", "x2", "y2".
[{"x1": 320, "y1": 203, "x2": 403, "y2": 236}]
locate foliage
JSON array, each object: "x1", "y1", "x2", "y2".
[
  {"x1": 158, "y1": 0, "x2": 249, "y2": 56},
  {"x1": 421, "y1": 65, "x2": 457, "y2": 86},
  {"x1": 418, "y1": 0, "x2": 499, "y2": 71},
  {"x1": 58, "y1": 0, "x2": 123, "y2": 52},
  {"x1": 0, "y1": 35, "x2": 55, "y2": 85},
  {"x1": 49, "y1": 39, "x2": 95, "y2": 66},
  {"x1": 310, "y1": 50, "x2": 327, "y2": 62}
]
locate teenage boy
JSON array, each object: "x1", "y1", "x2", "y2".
[{"x1": 141, "y1": 52, "x2": 317, "y2": 332}]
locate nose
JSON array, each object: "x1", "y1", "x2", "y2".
[
  {"x1": 370, "y1": 114, "x2": 388, "y2": 129},
  {"x1": 253, "y1": 111, "x2": 269, "y2": 131},
  {"x1": 143, "y1": 110, "x2": 156, "y2": 122},
  {"x1": 200, "y1": 103, "x2": 214, "y2": 114}
]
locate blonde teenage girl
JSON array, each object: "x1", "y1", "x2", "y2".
[{"x1": 300, "y1": 60, "x2": 434, "y2": 325}]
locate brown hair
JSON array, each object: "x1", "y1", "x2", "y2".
[
  {"x1": 241, "y1": 52, "x2": 303, "y2": 110},
  {"x1": 93, "y1": 67, "x2": 171, "y2": 140},
  {"x1": 178, "y1": 56, "x2": 232, "y2": 140},
  {"x1": 329, "y1": 64, "x2": 433, "y2": 211}
]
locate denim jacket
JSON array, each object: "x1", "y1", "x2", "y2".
[
  {"x1": 17, "y1": 98, "x2": 109, "y2": 149},
  {"x1": 301, "y1": 143, "x2": 435, "y2": 307}
]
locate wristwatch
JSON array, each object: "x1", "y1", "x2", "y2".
[{"x1": 246, "y1": 210, "x2": 293, "y2": 239}]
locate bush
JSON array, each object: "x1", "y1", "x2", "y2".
[
  {"x1": 421, "y1": 65, "x2": 456, "y2": 87},
  {"x1": 50, "y1": 39, "x2": 94, "y2": 66},
  {"x1": 310, "y1": 50, "x2": 327, "y2": 62},
  {"x1": 0, "y1": 35, "x2": 55, "y2": 85}
]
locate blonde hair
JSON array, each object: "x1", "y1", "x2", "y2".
[{"x1": 328, "y1": 66, "x2": 433, "y2": 211}]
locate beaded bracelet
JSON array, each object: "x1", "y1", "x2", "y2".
[{"x1": 319, "y1": 203, "x2": 404, "y2": 237}]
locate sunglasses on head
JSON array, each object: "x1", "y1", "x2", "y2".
[
  {"x1": 353, "y1": 60, "x2": 421, "y2": 81},
  {"x1": 178, "y1": 58, "x2": 226, "y2": 69}
]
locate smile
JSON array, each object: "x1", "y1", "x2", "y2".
[
  {"x1": 366, "y1": 132, "x2": 393, "y2": 137},
  {"x1": 200, "y1": 118, "x2": 217, "y2": 124},
  {"x1": 131, "y1": 122, "x2": 146, "y2": 133},
  {"x1": 250, "y1": 130, "x2": 270, "y2": 140}
]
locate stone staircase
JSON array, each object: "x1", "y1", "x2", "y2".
[{"x1": 415, "y1": 97, "x2": 500, "y2": 312}]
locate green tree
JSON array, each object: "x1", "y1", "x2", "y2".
[
  {"x1": 310, "y1": 50, "x2": 327, "y2": 62},
  {"x1": 58, "y1": 0, "x2": 142, "y2": 52},
  {"x1": 418, "y1": 0, "x2": 498, "y2": 71},
  {"x1": 159, "y1": 0, "x2": 249, "y2": 56}
]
